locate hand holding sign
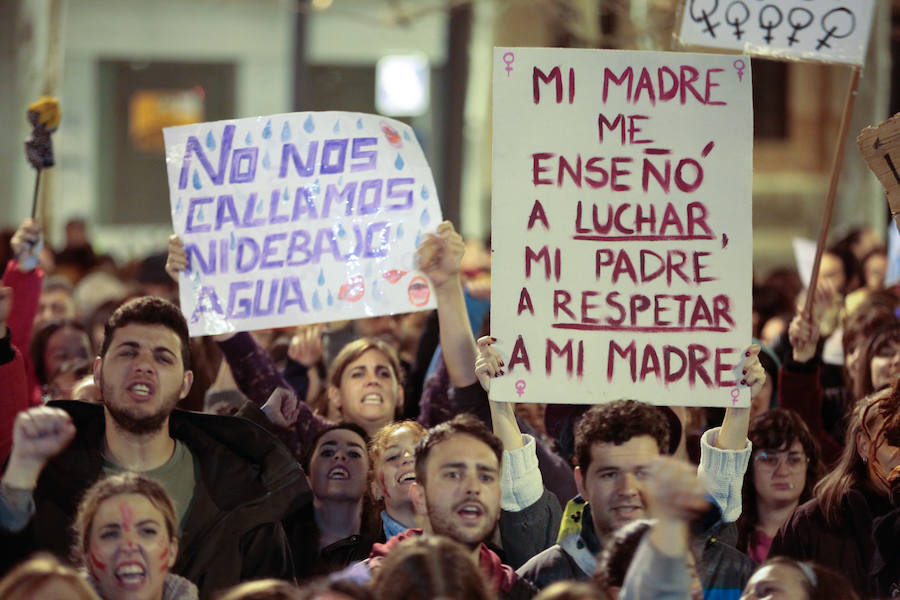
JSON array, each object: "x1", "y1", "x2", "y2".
[{"x1": 857, "y1": 113, "x2": 900, "y2": 232}]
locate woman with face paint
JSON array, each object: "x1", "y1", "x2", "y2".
[
  {"x1": 73, "y1": 473, "x2": 197, "y2": 600},
  {"x1": 367, "y1": 420, "x2": 428, "y2": 539}
]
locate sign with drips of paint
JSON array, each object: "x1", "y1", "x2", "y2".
[
  {"x1": 677, "y1": 0, "x2": 874, "y2": 66},
  {"x1": 163, "y1": 112, "x2": 442, "y2": 336},
  {"x1": 491, "y1": 47, "x2": 753, "y2": 407}
]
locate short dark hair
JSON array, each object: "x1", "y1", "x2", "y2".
[
  {"x1": 414, "y1": 413, "x2": 503, "y2": 486},
  {"x1": 595, "y1": 519, "x2": 653, "y2": 592},
  {"x1": 575, "y1": 400, "x2": 669, "y2": 472},
  {"x1": 302, "y1": 422, "x2": 370, "y2": 473},
  {"x1": 99, "y1": 296, "x2": 191, "y2": 370}
]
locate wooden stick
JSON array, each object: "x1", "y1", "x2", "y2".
[
  {"x1": 804, "y1": 66, "x2": 861, "y2": 315},
  {"x1": 30, "y1": 169, "x2": 42, "y2": 220}
]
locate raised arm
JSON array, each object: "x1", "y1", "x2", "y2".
[{"x1": 415, "y1": 221, "x2": 477, "y2": 388}]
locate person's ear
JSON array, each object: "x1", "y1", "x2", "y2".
[
  {"x1": 93, "y1": 356, "x2": 103, "y2": 387},
  {"x1": 179, "y1": 370, "x2": 194, "y2": 400},
  {"x1": 574, "y1": 466, "x2": 586, "y2": 499},
  {"x1": 857, "y1": 430, "x2": 871, "y2": 463},
  {"x1": 167, "y1": 538, "x2": 179, "y2": 569},
  {"x1": 371, "y1": 478, "x2": 384, "y2": 502},
  {"x1": 328, "y1": 386, "x2": 343, "y2": 414},
  {"x1": 410, "y1": 481, "x2": 428, "y2": 517}
]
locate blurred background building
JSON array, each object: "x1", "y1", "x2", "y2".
[{"x1": 1, "y1": 0, "x2": 898, "y2": 277}]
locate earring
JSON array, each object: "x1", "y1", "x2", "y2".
[{"x1": 863, "y1": 457, "x2": 869, "y2": 464}]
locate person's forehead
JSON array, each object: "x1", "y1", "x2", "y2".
[
  {"x1": 346, "y1": 348, "x2": 393, "y2": 369},
  {"x1": 109, "y1": 323, "x2": 182, "y2": 351},
  {"x1": 317, "y1": 428, "x2": 367, "y2": 450},
  {"x1": 94, "y1": 493, "x2": 162, "y2": 523},
  {"x1": 588, "y1": 436, "x2": 660, "y2": 468},
  {"x1": 427, "y1": 433, "x2": 498, "y2": 468}
]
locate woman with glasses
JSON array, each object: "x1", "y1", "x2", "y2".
[{"x1": 735, "y1": 410, "x2": 821, "y2": 562}]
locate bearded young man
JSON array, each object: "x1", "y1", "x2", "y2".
[{"x1": 0, "y1": 296, "x2": 308, "y2": 597}]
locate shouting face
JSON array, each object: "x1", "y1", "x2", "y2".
[
  {"x1": 96, "y1": 323, "x2": 192, "y2": 435},
  {"x1": 330, "y1": 349, "x2": 402, "y2": 435},
  {"x1": 411, "y1": 434, "x2": 501, "y2": 550},
  {"x1": 88, "y1": 493, "x2": 177, "y2": 600}
]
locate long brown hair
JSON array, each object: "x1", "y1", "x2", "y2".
[{"x1": 814, "y1": 387, "x2": 893, "y2": 524}]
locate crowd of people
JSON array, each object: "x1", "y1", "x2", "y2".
[{"x1": 0, "y1": 214, "x2": 898, "y2": 599}]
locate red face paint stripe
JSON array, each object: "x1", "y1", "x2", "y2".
[
  {"x1": 119, "y1": 502, "x2": 135, "y2": 532},
  {"x1": 90, "y1": 551, "x2": 107, "y2": 574}
]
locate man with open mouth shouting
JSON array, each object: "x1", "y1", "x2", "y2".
[{"x1": 0, "y1": 297, "x2": 307, "y2": 597}]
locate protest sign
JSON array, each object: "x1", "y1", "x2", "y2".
[
  {"x1": 677, "y1": 0, "x2": 874, "y2": 66},
  {"x1": 164, "y1": 112, "x2": 442, "y2": 337},
  {"x1": 858, "y1": 113, "x2": 900, "y2": 233},
  {"x1": 491, "y1": 48, "x2": 753, "y2": 407}
]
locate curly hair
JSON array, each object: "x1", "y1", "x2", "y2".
[
  {"x1": 736, "y1": 409, "x2": 822, "y2": 553},
  {"x1": 575, "y1": 400, "x2": 670, "y2": 471},
  {"x1": 368, "y1": 420, "x2": 427, "y2": 507},
  {"x1": 594, "y1": 519, "x2": 653, "y2": 592}
]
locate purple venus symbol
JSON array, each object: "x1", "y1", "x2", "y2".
[
  {"x1": 514, "y1": 379, "x2": 526, "y2": 397},
  {"x1": 503, "y1": 52, "x2": 515, "y2": 77}
]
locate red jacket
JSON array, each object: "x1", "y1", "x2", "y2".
[
  {"x1": 0, "y1": 335, "x2": 30, "y2": 461},
  {"x1": 2, "y1": 259, "x2": 43, "y2": 407}
]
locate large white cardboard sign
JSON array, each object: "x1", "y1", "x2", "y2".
[
  {"x1": 164, "y1": 112, "x2": 442, "y2": 337},
  {"x1": 678, "y1": 0, "x2": 874, "y2": 66},
  {"x1": 491, "y1": 48, "x2": 753, "y2": 407}
]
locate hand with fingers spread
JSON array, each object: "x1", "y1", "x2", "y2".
[
  {"x1": 10, "y1": 219, "x2": 42, "y2": 273},
  {"x1": 288, "y1": 324, "x2": 324, "y2": 368},
  {"x1": 3, "y1": 407, "x2": 76, "y2": 489},
  {"x1": 415, "y1": 220, "x2": 465, "y2": 290},
  {"x1": 261, "y1": 387, "x2": 300, "y2": 429},
  {"x1": 165, "y1": 234, "x2": 188, "y2": 283},
  {"x1": 475, "y1": 335, "x2": 505, "y2": 392}
]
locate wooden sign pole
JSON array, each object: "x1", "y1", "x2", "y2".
[{"x1": 804, "y1": 66, "x2": 861, "y2": 315}]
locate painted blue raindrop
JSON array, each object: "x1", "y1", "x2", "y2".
[
  {"x1": 282, "y1": 187, "x2": 290, "y2": 201},
  {"x1": 396, "y1": 223, "x2": 404, "y2": 239},
  {"x1": 256, "y1": 198, "x2": 264, "y2": 214},
  {"x1": 415, "y1": 230, "x2": 423, "y2": 248},
  {"x1": 317, "y1": 269, "x2": 325, "y2": 286},
  {"x1": 303, "y1": 115, "x2": 315, "y2": 133},
  {"x1": 281, "y1": 121, "x2": 292, "y2": 141},
  {"x1": 245, "y1": 132, "x2": 253, "y2": 145},
  {"x1": 327, "y1": 290, "x2": 334, "y2": 306},
  {"x1": 262, "y1": 152, "x2": 271, "y2": 169},
  {"x1": 175, "y1": 198, "x2": 183, "y2": 213},
  {"x1": 312, "y1": 179, "x2": 320, "y2": 194},
  {"x1": 230, "y1": 231, "x2": 236, "y2": 250},
  {"x1": 197, "y1": 208, "x2": 205, "y2": 221},
  {"x1": 205, "y1": 131, "x2": 216, "y2": 150},
  {"x1": 419, "y1": 209, "x2": 430, "y2": 226},
  {"x1": 262, "y1": 120, "x2": 272, "y2": 139},
  {"x1": 356, "y1": 118, "x2": 363, "y2": 130},
  {"x1": 192, "y1": 171, "x2": 202, "y2": 190},
  {"x1": 394, "y1": 154, "x2": 405, "y2": 170},
  {"x1": 403, "y1": 130, "x2": 411, "y2": 141},
  {"x1": 333, "y1": 120, "x2": 340, "y2": 133},
  {"x1": 337, "y1": 222, "x2": 346, "y2": 238},
  {"x1": 421, "y1": 185, "x2": 429, "y2": 199},
  {"x1": 312, "y1": 291, "x2": 322, "y2": 311}
]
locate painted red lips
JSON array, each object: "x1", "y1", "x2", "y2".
[
  {"x1": 338, "y1": 275, "x2": 365, "y2": 302},
  {"x1": 383, "y1": 269, "x2": 408, "y2": 284},
  {"x1": 407, "y1": 276, "x2": 431, "y2": 306}
]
